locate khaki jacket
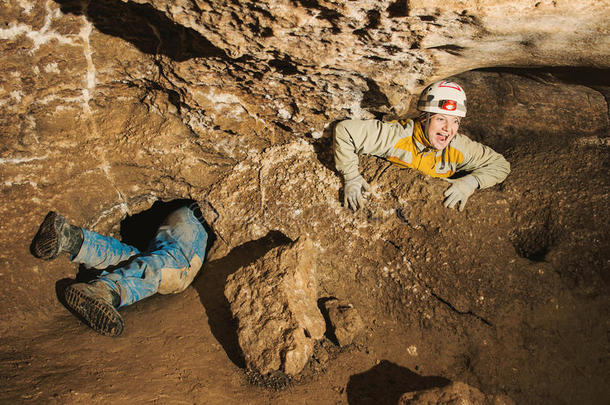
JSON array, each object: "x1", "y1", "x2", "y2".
[{"x1": 333, "y1": 119, "x2": 510, "y2": 189}]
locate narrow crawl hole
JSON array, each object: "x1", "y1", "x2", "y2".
[{"x1": 509, "y1": 226, "x2": 553, "y2": 262}]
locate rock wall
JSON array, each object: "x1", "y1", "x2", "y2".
[
  {"x1": 1, "y1": 0, "x2": 608, "y2": 334},
  {"x1": 224, "y1": 238, "x2": 325, "y2": 376},
  {"x1": 0, "y1": 1, "x2": 608, "y2": 403}
]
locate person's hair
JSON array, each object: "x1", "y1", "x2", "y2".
[
  {"x1": 417, "y1": 112, "x2": 462, "y2": 123},
  {"x1": 416, "y1": 112, "x2": 428, "y2": 122}
]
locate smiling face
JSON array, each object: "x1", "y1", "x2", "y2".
[{"x1": 425, "y1": 113, "x2": 461, "y2": 150}]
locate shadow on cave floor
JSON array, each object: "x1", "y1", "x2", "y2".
[
  {"x1": 192, "y1": 231, "x2": 292, "y2": 368},
  {"x1": 42, "y1": 196, "x2": 293, "y2": 370},
  {"x1": 53, "y1": 0, "x2": 227, "y2": 61},
  {"x1": 346, "y1": 360, "x2": 450, "y2": 405},
  {"x1": 310, "y1": 119, "x2": 341, "y2": 175},
  {"x1": 310, "y1": 119, "x2": 346, "y2": 205}
]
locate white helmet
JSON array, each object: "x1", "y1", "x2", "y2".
[{"x1": 417, "y1": 80, "x2": 467, "y2": 117}]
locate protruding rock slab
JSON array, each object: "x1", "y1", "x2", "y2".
[
  {"x1": 323, "y1": 298, "x2": 365, "y2": 347},
  {"x1": 399, "y1": 381, "x2": 515, "y2": 405},
  {"x1": 224, "y1": 238, "x2": 325, "y2": 376}
]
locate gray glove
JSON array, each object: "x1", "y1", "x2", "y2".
[
  {"x1": 344, "y1": 175, "x2": 370, "y2": 211},
  {"x1": 443, "y1": 175, "x2": 479, "y2": 211}
]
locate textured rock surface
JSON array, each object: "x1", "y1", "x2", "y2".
[
  {"x1": 323, "y1": 298, "x2": 365, "y2": 347},
  {"x1": 0, "y1": 0, "x2": 609, "y2": 404},
  {"x1": 124, "y1": 0, "x2": 610, "y2": 119},
  {"x1": 224, "y1": 238, "x2": 325, "y2": 376},
  {"x1": 399, "y1": 381, "x2": 515, "y2": 405}
]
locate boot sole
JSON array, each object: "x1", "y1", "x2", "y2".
[
  {"x1": 64, "y1": 285, "x2": 124, "y2": 337},
  {"x1": 30, "y1": 211, "x2": 61, "y2": 260}
]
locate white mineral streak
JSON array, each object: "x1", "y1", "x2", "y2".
[
  {"x1": 0, "y1": 155, "x2": 49, "y2": 165},
  {"x1": 208, "y1": 88, "x2": 242, "y2": 105},
  {"x1": 37, "y1": 94, "x2": 85, "y2": 105},
  {"x1": 0, "y1": 24, "x2": 28, "y2": 40},
  {"x1": 43, "y1": 62, "x2": 60, "y2": 74},
  {"x1": 79, "y1": 19, "x2": 96, "y2": 114},
  {"x1": 90, "y1": 202, "x2": 131, "y2": 228},
  {"x1": 277, "y1": 107, "x2": 291, "y2": 120},
  {"x1": 20, "y1": 1, "x2": 35, "y2": 14},
  {"x1": 2, "y1": 180, "x2": 38, "y2": 188},
  {"x1": 9, "y1": 90, "x2": 22, "y2": 102},
  {"x1": 0, "y1": 1, "x2": 104, "y2": 117},
  {"x1": 5, "y1": 1, "x2": 76, "y2": 51},
  {"x1": 98, "y1": 162, "x2": 130, "y2": 218}
]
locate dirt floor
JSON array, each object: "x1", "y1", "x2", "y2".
[
  {"x1": 0, "y1": 0, "x2": 608, "y2": 401},
  {"x1": 1, "y1": 237, "x2": 424, "y2": 405},
  {"x1": 1, "y1": 133, "x2": 609, "y2": 405}
]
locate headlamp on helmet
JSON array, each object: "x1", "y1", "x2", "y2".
[{"x1": 417, "y1": 80, "x2": 467, "y2": 118}]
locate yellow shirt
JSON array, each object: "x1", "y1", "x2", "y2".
[
  {"x1": 387, "y1": 119, "x2": 464, "y2": 178},
  {"x1": 333, "y1": 119, "x2": 510, "y2": 189}
]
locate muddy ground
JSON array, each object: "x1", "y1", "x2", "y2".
[
  {"x1": 1, "y1": 0, "x2": 609, "y2": 403},
  {"x1": 2, "y1": 112, "x2": 609, "y2": 405},
  {"x1": 1, "y1": 7, "x2": 609, "y2": 397}
]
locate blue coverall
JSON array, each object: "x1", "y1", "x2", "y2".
[{"x1": 71, "y1": 206, "x2": 208, "y2": 307}]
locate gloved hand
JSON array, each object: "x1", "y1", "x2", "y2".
[
  {"x1": 344, "y1": 175, "x2": 371, "y2": 211},
  {"x1": 443, "y1": 175, "x2": 479, "y2": 211}
]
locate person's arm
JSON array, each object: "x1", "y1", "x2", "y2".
[
  {"x1": 455, "y1": 134, "x2": 510, "y2": 189},
  {"x1": 443, "y1": 134, "x2": 510, "y2": 211},
  {"x1": 333, "y1": 119, "x2": 407, "y2": 210},
  {"x1": 333, "y1": 119, "x2": 406, "y2": 180}
]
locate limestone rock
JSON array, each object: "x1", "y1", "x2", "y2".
[
  {"x1": 458, "y1": 69, "x2": 609, "y2": 149},
  {"x1": 224, "y1": 238, "x2": 325, "y2": 376},
  {"x1": 399, "y1": 382, "x2": 515, "y2": 405},
  {"x1": 323, "y1": 298, "x2": 365, "y2": 347},
  {"x1": 1, "y1": 1, "x2": 609, "y2": 403},
  {"x1": 125, "y1": 0, "x2": 609, "y2": 120}
]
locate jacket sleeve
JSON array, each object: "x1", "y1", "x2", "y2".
[
  {"x1": 333, "y1": 119, "x2": 407, "y2": 181},
  {"x1": 455, "y1": 135, "x2": 511, "y2": 189}
]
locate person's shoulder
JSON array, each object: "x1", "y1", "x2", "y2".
[
  {"x1": 385, "y1": 117, "x2": 413, "y2": 126},
  {"x1": 387, "y1": 118, "x2": 414, "y2": 135},
  {"x1": 453, "y1": 131, "x2": 486, "y2": 146},
  {"x1": 451, "y1": 132, "x2": 472, "y2": 146},
  {"x1": 455, "y1": 131, "x2": 475, "y2": 141},
  {"x1": 402, "y1": 119, "x2": 414, "y2": 131},
  {"x1": 449, "y1": 132, "x2": 481, "y2": 155}
]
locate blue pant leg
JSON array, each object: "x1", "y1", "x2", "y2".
[
  {"x1": 154, "y1": 206, "x2": 208, "y2": 291},
  {"x1": 98, "y1": 206, "x2": 208, "y2": 307},
  {"x1": 97, "y1": 241, "x2": 184, "y2": 307},
  {"x1": 72, "y1": 229, "x2": 140, "y2": 269}
]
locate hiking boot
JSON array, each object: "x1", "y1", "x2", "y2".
[
  {"x1": 30, "y1": 211, "x2": 83, "y2": 260},
  {"x1": 64, "y1": 282, "x2": 124, "y2": 337}
]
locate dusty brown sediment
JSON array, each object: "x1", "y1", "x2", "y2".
[{"x1": 1, "y1": 1, "x2": 608, "y2": 404}]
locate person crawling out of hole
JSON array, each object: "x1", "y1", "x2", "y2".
[
  {"x1": 30, "y1": 204, "x2": 208, "y2": 337},
  {"x1": 334, "y1": 80, "x2": 510, "y2": 212}
]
